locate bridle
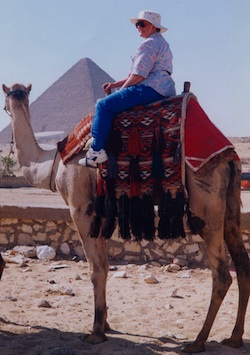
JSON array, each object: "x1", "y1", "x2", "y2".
[{"x1": 3, "y1": 89, "x2": 29, "y2": 116}]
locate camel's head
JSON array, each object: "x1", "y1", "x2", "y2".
[{"x1": 2, "y1": 83, "x2": 32, "y2": 114}]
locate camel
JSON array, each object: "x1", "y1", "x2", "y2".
[{"x1": 2, "y1": 83, "x2": 250, "y2": 353}]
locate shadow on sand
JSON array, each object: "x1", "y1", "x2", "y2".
[{"x1": 0, "y1": 318, "x2": 249, "y2": 355}]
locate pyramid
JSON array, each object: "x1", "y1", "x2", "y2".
[{"x1": 0, "y1": 58, "x2": 114, "y2": 143}]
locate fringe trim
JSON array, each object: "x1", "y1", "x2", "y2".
[{"x1": 158, "y1": 191, "x2": 186, "y2": 239}]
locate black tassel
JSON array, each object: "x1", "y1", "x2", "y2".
[
  {"x1": 129, "y1": 196, "x2": 142, "y2": 240},
  {"x1": 107, "y1": 153, "x2": 118, "y2": 179},
  {"x1": 141, "y1": 194, "x2": 155, "y2": 241},
  {"x1": 90, "y1": 215, "x2": 102, "y2": 238},
  {"x1": 118, "y1": 194, "x2": 131, "y2": 240},
  {"x1": 171, "y1": 191, "x2": 186, "y2": 238},
  {"x1": 152, "y1": 152, "x2": 164, "y2": 179},
  {"x1": 158, "y1": 191, "x2": 186, "y2": 239},
  {"x1": 102, "y1": 196, "x2": 117, "y2": 239},
  {"x1": 91, "y1": 195, "x2": 105, "y2": 237},
  {"x1": 129, "y1": 156, "x2": 141, "y2": 182},
  {"x1": 94, "y1": 195, "x2": 105, "y2": 218},
  {"x1": 158, "y1": 191, "x2": 172, "y2": 239}
]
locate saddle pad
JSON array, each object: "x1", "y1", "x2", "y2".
[
  {"x1": 58, "y1": 113, "x2": 93, "y2": 164},
  {"x1": 98, "y1": 96, "x2": 184, "y2": 199}
]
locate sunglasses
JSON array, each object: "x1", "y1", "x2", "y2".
[{"x1": 135, "y1": 21, "x2": 146, "y2": 28}]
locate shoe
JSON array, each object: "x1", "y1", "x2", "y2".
[{"x1": 79, "y1": 148, "x2": 108, "y2": 167}]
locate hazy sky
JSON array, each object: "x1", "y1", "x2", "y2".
[{"x1": 0, "y1": 0, "x2": 249, "y2": 137}]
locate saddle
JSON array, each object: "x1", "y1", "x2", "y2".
[{"x1": 58, "y1": 93, "x2": 235, "y2": 241}]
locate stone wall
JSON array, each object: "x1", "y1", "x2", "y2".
[{"x1": 0, "y1": 205, "x2": 250, "y2": 267}]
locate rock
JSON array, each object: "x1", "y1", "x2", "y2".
[
  {"x1": 6, "y1": 255, "x2": 27, "y2": 266},
  {"x1": 139, "y1": 264, "x2": 151, "y2": 270},
  {"x1": 75, "y1": 274, "x2": 82, "y2": 280},
  {"x1": 111, "y1": 271, "x2": 127, "y2": 279},
  {"x1": 164, "y1": 263, "x2": 181, "y2": 272},
  {"x1": 22, "y1": 267, "x2": 32, "y2": 273},
  {"x1": 60, "y1": 242, "x2": 71, "y2": 255},
  {"x1": 181, "y1": 271, "x2": 191, "y2": 278},
  {"x1": 36, "y1": 245, "x2": 56, "y2": 261},
  {"x1": 169, "y1": 288, "x2": 179, "y2": 298},
  {"x1": 109, "y1": 265, "x2": 118, "y2": 271},
  {"x1": 13, "y1": 246, "x2": 36, "y2": 258},
  {"x1": 173, "y1": 257, "x2": 189, "y2": 267},
  {"x1": 49, "y1": 262, "x2": 69, "y2": 270},
  {"x1": 144, "y1": 275, "x2": 159, "y2": 284},
  {"x1": 60, "y1": 287, "x2": 74, "y2": 296},
  {"x1": 38, "y1": 300, "x2": 52, "y2": 308},
  {"x1": 165, "y1": 303, "x2": 173, "y2": 310}
]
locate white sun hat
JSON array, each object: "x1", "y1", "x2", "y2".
[{"x1": 130, "y1": 10, "x2": 168, "y2": 33}]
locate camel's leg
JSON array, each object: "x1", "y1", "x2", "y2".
[
  {"x1": 183, "y1": 165, "x2": 233, "y2": 353},
  {"x1": 57, "y1": 164, "x2": 109, "y2": 344},
  {"x1": 0, "y1": 253, "x2": 5, "y2": 280},
  {"x1": 222, "y1": 231, "x2": 250, "y2": 348},
  {"x1": 183, "y1": 229, "x2": 232, "y2": 353},
  {"x1": 83, "y1": 236, "x2": 109, "y2": 344},
  {"x1": 70, "y1": 210, "x2": 109, "y2": 344},
  {"x1": 221, "y1": 162, "x2": 250, "y2": 348}
]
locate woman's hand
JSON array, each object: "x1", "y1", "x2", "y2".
[
  {"x1": 102, "y1": 82, "x2": 112, "y2": 95},
  {"x1": 102, "y1": 79, "x2": 128, "y2": 94}
]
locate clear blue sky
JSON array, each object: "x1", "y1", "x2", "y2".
[{"x1": 1, "y1": 0, "x2": 249, "y2": 137}]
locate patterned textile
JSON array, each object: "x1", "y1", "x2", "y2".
[
  {"x1": 58, "y1": 113, "x2": 93, "y2": 164},
  {"x1": 98, "y1": 95, "x2": 184, "y2": 199},
  {"x1": 57, "y1": 94, "x2": 237, "y2": 241}
]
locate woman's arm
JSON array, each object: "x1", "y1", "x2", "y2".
[
  {"x1": 102, "y1": 79, "x2": 127, "y2": 94},
  {"x1": 102, "y1": 73, "x2": 144, "y2": 94},
  {"x1": 120, "y1": 74, "x2": 144, "y2": 89}
]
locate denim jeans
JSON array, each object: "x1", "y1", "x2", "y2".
[{"x1": 91, "y1": 85, "x2": 167, "y2": 151}]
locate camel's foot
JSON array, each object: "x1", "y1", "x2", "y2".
[
  {"x1": 84, "y1": 333, "x2": 107, "y2": 344},
  {"x1": 105, "y1": 321, "x2": 111, "y2": 332},
  {"x1": 221, "y1": 337, "x2": 243, "y2": 349},
  {"x1": 181, "y1": 341, "x2": 206, "y2": 353}
]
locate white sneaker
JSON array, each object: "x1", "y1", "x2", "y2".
[{"x1": 79, "y1": 148, "x2": 108, "y2": 167}]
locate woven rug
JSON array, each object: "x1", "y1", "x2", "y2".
[
  {"x1": 98, "y1": 95, "x2": 184, "y2": 199},
  {"x1": 57, "y1": 93, "x2": 236, "y2": 241},
  {"x1": 58, "y1": 113, "x2": 93, "y2": 164}
]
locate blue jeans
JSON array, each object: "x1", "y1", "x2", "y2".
[{"x1": 91, "y1": 85, "x2": 166, "y2": 151}]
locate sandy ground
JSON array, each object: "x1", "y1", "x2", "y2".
[{"x1": 0, "y1": 258, "x2": 249, "y2": 355}]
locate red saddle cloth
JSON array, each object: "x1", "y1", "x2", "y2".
[{"x1": 57, "y1": 93, "x2": 236, "y2": 241}]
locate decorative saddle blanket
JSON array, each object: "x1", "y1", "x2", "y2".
[{"x1": 57, "y1": 93, "x2": 235, "y2": 241}]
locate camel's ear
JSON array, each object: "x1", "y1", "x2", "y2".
[
  {"x1": 26, "y1": 84, "x2": 32, "y2": 94},
  {"x1": 2, "y1": 84, "x2": 10, "y2": 95}
]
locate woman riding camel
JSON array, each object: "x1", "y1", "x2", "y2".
[{"x1": 79, "y1": 10, "x2": 176, "y2": 167}]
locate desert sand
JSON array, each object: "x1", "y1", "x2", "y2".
[{"x1": 0, "y1": 251, "x2": 249, "y2": 355}]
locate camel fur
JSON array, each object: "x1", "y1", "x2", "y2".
[{"x1": 2, "y1": 83, "x2": 250, "y2": 353}]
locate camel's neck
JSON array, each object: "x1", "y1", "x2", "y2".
[{"x1": 10, "y1": 101, "x2": 58, "y2": 190}]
